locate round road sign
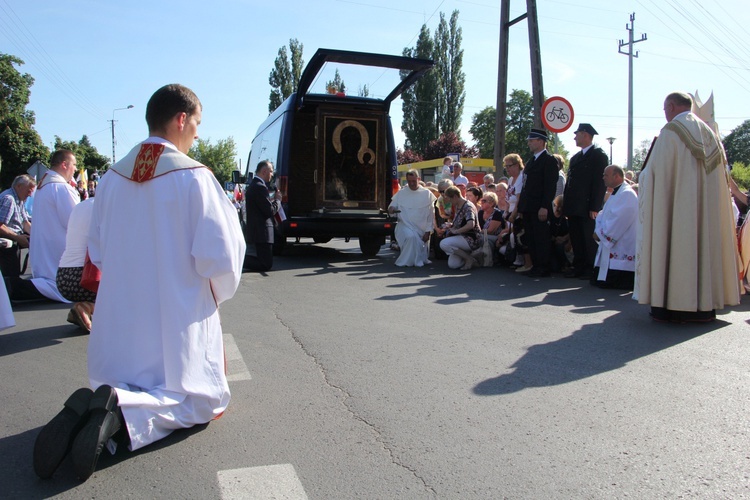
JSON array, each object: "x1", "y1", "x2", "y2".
[{"x1": 541, "y1": 96, "x2": 574, "y2": 133}]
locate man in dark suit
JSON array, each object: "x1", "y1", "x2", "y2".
[
  {"x1": 517, "y1": 128, "x2": 558, "y2": 277},
  {"x1": 562, "y1": 123, "x2": 609, "y2": 279},
  {"x1": 244, "y1": 160, "x2": 281, "y2": 272}
]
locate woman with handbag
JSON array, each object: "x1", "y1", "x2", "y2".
[{"x1": 56, "y1": 198, "x2": 97, "y2": 332}]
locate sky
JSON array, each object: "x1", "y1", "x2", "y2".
[{"x1": 2, "y1": 0, "x2": 749, "y2": 171}]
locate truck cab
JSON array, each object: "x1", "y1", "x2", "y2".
[{"x1": 235, "y1": 48, "x2": 433, "y2": 256}]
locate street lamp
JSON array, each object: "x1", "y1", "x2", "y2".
[
  {"x1": 606, "y1": 137, "x2": 616, "y2": 165},
  {"x1": 110, "y1": 105, "x2": 134, "y2": 165}
]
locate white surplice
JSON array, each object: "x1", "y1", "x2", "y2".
[
  {"x1": 29, "y1": 170, "x2": 79, "y2": 302},
  {"x1": 389, "y1": 186, "x2": 436, "y2": 267},
  {"x1": 87, "y1": 138, "x2": 246, "y2": 450},
  {"x1": 594, "y1": 182, "x2": 637, "y2": 281},
  {"x1": 0, "y1": 276, "x2": 14, "y2": 330}
]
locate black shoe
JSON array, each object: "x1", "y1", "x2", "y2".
[
  {"x1": 578, "y1": 272, "x2": 593, "y2": 280},
  {"x1": 564, "y1": 270, "x2": 582, "y2": 278},
  {"x1": 33, "y1": 387, "x2": 94, "y2": 479},
  {"x1": 70, "y1": 385, "x2": 122, "y2": 481}
]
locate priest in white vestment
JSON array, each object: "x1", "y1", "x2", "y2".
[
  {"x1": 33, "y1": 84, "x2": 246, "y2": 482},
  {"x1": 634, "y1": 92, "x2": 740, "y2": 322},
  {"x1": 28, "y1": 150, "x2": 80, "y2": 302},
  {"x1": 388, "y1": 169, "x2": 436, "y2": 267},
  {"x1": 592, "y1": 165, "x2": 637, "y2": 290}
]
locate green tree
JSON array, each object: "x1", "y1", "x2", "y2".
[
  {"x1": 188, "y1": 137, "x2": 238, "y2": 185},
  {"x1": 396, "y1": 148, "x2": 423, "y2": 165},
  {"x1": 0, "y1": 53, "x2": 50, "y2": 188},
  {"x1": 470, "y1": 91, "x2": 567, "y2": 163},
  {"x1": 53, "y1": 135, "x2": 110, "y2": 174},
  {"x1": 469, "y1": 106, "x2": 495, "y2": 158},
  {"x1": 424, "y1": 132, "x2": 477, "y2": 160},
  {"x1": 433, "y1": 10, "x2": 465, "y2": 136},
  {"x1": 504, "y1": 89, "x2": 535, "y2": 157},
  {"x1": 401, "y1": 24, "x2": 438, "y2": 156},
  {"x1": 358, "y1": 84, "x2": 369, "y2": 97},
  {"x1": 325, "y1": 69, "x2": 346, "y2": 94},
  {"x1": 723, "y1": 119, "x2": 750, "y2": 165},
  {"x1": 730, "y1": 161, "x2": 750, "y2": 191},
  {"x1": 268, "y1": 39, "x2": 304, "y2": 113},
  {"x1": 548, "y1": 133, "x2": 569, "y2": 163},
  {"x1": 631, "y1": 138, "x2": 654, "y2": 171}
]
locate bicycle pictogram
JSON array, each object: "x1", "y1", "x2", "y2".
[{"x1": 546, "y1": 106, "x2": 569, "y2": 124}]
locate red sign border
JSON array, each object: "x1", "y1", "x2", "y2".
[{"x1": 541, "y1": 96, "x2": 574, "y2": 133}]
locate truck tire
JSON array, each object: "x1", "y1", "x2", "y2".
[
  {"x1": 313, "y1": 236, "x2": 333, "y2": 244},
  {"x1": 359, "y1": 236, "x2": 384, "y2": 257}
]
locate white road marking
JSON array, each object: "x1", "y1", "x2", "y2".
[
  {"x1": 223, "y1": 333, "x2": 252, "y2": 381},
  {"x1": 217, "y1": 464, "x2": 309, "y2": 500}
]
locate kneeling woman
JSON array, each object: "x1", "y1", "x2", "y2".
[
  {"x1": 437, "y1": 186, "x2": 481, "y2": 270},
  {"x1": 56, "y1": 198, "x2": 97, "y2": 332}
]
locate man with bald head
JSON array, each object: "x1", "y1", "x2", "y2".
[
  {"x1": 635, "y1": 91, "x2": 740, "y2": 322},
  {"x1": 592, "y1": 165, "x2": 637, "y2": 290}
]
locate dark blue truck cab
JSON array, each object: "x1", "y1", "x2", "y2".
[{"x1": 234, "y1": 48, "x2": 433, "y2": 256}]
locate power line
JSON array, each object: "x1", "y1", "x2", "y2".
[{"x1": 0, "y1": 0, "x2": 107, "y2": 121}]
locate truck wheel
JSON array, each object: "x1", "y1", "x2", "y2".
[
  {"x1": 359, "y1": 236, "x2": 384, "y2": 257},
  {"x1": 313, "y1": 236, "x2": 332, "y2": 244}
]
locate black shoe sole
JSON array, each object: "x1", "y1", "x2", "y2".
[
  {"x1": 33, "y1": 387, "x2": 94, "y2": 479},
  {"x1": 70, "y1": 385, "x2": 121, "y2": 481}
]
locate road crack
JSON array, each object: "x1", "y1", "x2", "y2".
[{"x1": 273, "y1": 308, "x2": 437, "y2": 496}]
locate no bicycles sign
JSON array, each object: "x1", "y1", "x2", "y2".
[{"x1": 541, "y1": 96, "x2": 574, "y2": 133}]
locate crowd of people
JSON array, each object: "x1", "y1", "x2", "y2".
[
  {"x1": 0, "y1": 88, "x2": 746, "y2": 483},
  {"x1": 389, "y1": 91, "x2": 748, "y2": 324}
]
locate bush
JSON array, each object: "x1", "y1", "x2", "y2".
[{"x1": 730, "y1": 161, "x2": 750, "y2": 191}]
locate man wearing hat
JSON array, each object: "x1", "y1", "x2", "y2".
[
  {"x1": 517, "y1": 127, "x2": 559, "y2": 277},
  {"x1": 562, "y1": 123, "x2": 609, "y2": 279}
]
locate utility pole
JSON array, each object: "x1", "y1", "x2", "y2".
[
  {"x1": 618, "y1": 13, "x2": 646, "y2": 169},
  {"x1": 527, "y1": 0, "x2": 545, "y2": 129},
  {"x1": 494, "y1": 0, "x2": 545, "y2": 170},
  {"x1": 110, "y1": 105, "x2": 134, "y2": 165}
]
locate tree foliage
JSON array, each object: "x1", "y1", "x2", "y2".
[
  {"x1": 0, "y1": 53, "x2": 50, "y2": 188},
  {"x1": 268, "y1": 39, "x2": 304, "y2": 114},
  {"x1": 424, "y1": 132, "x2": 477, "y2": 160},
  {"x1": 53, "y1": 135, "x2": 110, "y2": 174},
  {"x1": 188, "y1": 137, "x2": 238, "y2": 185},
  {"x1": 504, "y1": 89, "x2": 535, "y2": 158},
  {"x1": 547, "y1": 133, "x2": 569, "y2": 163},
  {"x1": 723, "y1": 119, "x2": 750, "y2": 166},
  {"x1": 631, "y1": 138, "x2": 654, "y2": 171},
  {"x1": 470, "y1": 90, "x2": 543, "y2": 161},
  {"x1": 401, "y1": 24, "x2": 438, "y2": 156},
  {"x1": 434, "y1": 10, "x2": 465, "y2": 136},
  {"x1": 401, "y1": 11, "x2": 465, "y2": 157},
  {"x1": 396, "y1": 148, "x2": 424, "y2": 165},
  {"x1": 325, "y1": 69, "x2": 346, "y2": 94},
  {"x1": 469, "y1": 106, "x2": 495, "y2": 159},
  {"x1": 730, "y1": 161, "x2": 750, "y2": 191}
]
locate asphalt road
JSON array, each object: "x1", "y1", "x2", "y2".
[{"x1": 1, "y1": 239, "x2": 748, "y2": 499}]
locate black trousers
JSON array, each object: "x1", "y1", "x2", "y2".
[
  {"x1": 522, "y1": 212, "x2": 551, "y2": 271},
  {"x1": 244, "y1": 243, "x2": 273, "y2": 272},
  {"x1": 0, "y1": 244, "x2": 22, "y2": 278},
  {"x1": 568, "y1": 215, "x2": 597, "y2": 273},
  {"x1": 4, "y1": 276, "x2": 45, "y2": 301}
]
